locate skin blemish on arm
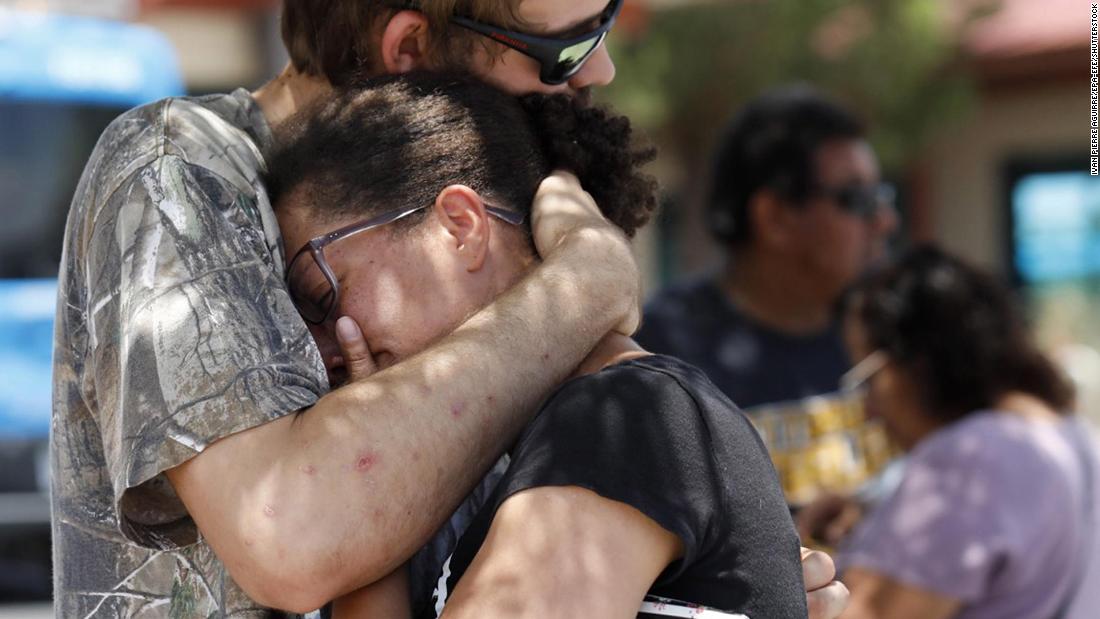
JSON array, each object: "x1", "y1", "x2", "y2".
[
  {"x1": 263, "y1": 504, "x2": 276, "y2": 518},
  {"x1": 299, "y1": 464, "x2": 317, "y2": 476},
  {"x1": 354, "y1": 453, "x2": 378, "y2": 473},
  {"x1": 450, "y1": 402, "x2": 466, "y2": 419}
]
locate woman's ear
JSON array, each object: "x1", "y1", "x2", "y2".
[
  {"x1": 379, "y1": 10, "x2": 432, "y2": 75},
  {"x1": 433, "y1": 185, "x2": 491, "y2": 272}
]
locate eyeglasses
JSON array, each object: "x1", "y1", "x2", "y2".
[
  {"x1": 448, "y1": 0, "x2": 624, "y2": 86},
  {"x1": 813, "y1": 182, "x2": 896, "y2": 219},
  {"x1": 840, "y1": 349, "x2": 889, "y2": 392},
  {"x1": 285, "y1": 203, "x2": 526, "y2": 325}
]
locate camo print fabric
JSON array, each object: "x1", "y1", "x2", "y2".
[{"x1": 51, "y1": 90, "x2": 328, "y2": 618}]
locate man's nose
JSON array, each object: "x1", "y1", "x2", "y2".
[
  {"x1": 568, "y1": 43, "x2": 616, "y2": 90},
  {"x1": 872, "y1": 200, "x2": 900, "y2": 238}
]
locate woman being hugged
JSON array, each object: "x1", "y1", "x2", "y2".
[{"x1": 269, "y1": 72, "x2": 811, "y2": 619}]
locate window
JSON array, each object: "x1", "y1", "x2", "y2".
[{"x1": 1006, "y1": 158, "x2": 1100, "y2": 360}]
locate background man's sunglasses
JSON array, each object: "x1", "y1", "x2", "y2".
[
  {"x1": 814, "y1": 182, "x2": 896, "y2": 219},
  {"x1": 449, "y1": 0, "x2": 624, "y2": 86}
]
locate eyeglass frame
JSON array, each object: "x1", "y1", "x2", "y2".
[
  {"x1": 448, "y1": 0, "x2": 625, "y2": 86},
  {"x1": 840, "y1": 349, "x2": 889, "y2": 392},
  {"x1": 285, "y1": 202, "x2": 527, "y2": 325}
]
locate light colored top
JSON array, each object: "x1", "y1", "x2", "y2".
[{"x1": 841, "y1": 411, "x2": 1100, "y2": 619}]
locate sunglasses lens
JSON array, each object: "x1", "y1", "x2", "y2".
[
  {"x1": 543, "y1": 33, "x2": 605, "y2": 84},
  {"x1": 835, "y1": 184, "x2": 894, "y2": 219},
  {"x1": 839, "y1": 188, "x2": 874, "y2": 217},
  {"x1": 287, "y1": 253, "x2": 334, "y2": 324}
]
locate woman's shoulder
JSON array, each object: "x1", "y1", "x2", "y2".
[
  {"x1": 553, "y1": 355, "x2": 748, "y2": 423},
  {"x1": 528, "y1": 356, "x2": 772, "y2": 486},
  {"x1": 913, "y1": 411, "x2": 1084, "y2": 489},
  {"x1": 537, "y1": 355, "x2": 706, "y2": 432}
]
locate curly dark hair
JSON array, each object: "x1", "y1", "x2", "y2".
[
  {"x1": 266, "y1": 71, "x2": 658, "y2": 239},
  {"x1": 848, "y1": 244, "x2": 1074, "y2": 422}
]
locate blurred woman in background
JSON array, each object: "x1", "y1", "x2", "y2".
[{"x1": 825, "y1": 245, "x2": 1099, "y2": 619}]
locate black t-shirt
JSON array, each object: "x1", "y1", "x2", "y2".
[
  {"x1": 636, "y1": 279, "x2": 849, "y2": 410},
  {"x1": 421, "y1": 355, "x2": 806, "y2": 618}
]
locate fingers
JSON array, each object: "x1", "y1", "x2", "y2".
[
  {"x1": 802, "y1": 548, "x2": 847, "y2": 619},
  {"x1": 336, "y1": 316, "x2": 377, "y2": 382},
  {"x1": 530, "y1": 170, "x2": 604, "y2": 258},
  {"x1": 801, "y1": 547, "x2": 837, "y2": 591},
  {"x1": 807, "y1": 580, "x2": 850, "y2": 619},
  {"x1": 530, "y1": 170, "x2": 641, "y2": 338}
]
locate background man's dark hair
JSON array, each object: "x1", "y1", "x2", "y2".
[
  {"x1": 706, "y1": 84, "x2": 865, "y2": 247},
  {"x1": 267, "y1": 71, "x2": 658, "y2": 239},
  {"x1": 849, "y1": 244, "x2": 1075, "y2": 421}
]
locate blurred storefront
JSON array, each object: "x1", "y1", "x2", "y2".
[{"x1": 136, "y1": 0, "x2": 284, "y2": 92}]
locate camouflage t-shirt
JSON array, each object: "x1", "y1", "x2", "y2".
[{"x1": 51, "y1": 90, "x2": 328, "y2": 617}]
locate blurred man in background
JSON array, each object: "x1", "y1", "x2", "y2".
[{"x1": 637, "y1": 85, "x2": 899, "y2": 506}]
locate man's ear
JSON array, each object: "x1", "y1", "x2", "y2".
[
  {"x1": 379, "y1": 10, "x2": 432, "y2": 75},
  {"x1": 433, "y1": 185, "x2": 492, "y2": 272},
  {"x1": 748, "y1": 189, "x2": 796, "y2": 251}
]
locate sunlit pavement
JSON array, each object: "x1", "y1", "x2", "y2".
[{"x1": 0, "y1": 603, "x2": 51, "y2": 618}]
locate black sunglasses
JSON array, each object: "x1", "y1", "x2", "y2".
[
  {"x1": 448, "y1": 0, "x2": 624, "y2": 86},
  {"x1": 813, "y1": 182, "x2": 896, "y2": 219}
]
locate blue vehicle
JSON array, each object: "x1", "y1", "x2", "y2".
[{"x1": 0, "y1": 8, "x2": 183, "y2": 600}]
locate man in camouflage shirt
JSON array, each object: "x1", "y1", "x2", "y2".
[{"x1": 51, "y1": 2, "x2": 637, "y2": 616}]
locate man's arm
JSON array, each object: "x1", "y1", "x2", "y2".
[
  {"x1": 165, "y1": 173, "x2": 640, "y2": 612},
  {"x1": 442, "y1": 486, "x2": 682, "y2": 619},
  {"x1": 337, "y1": 546, "x2": 849, "y2": 619}
]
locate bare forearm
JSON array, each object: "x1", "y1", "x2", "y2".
[
  {"x1": 169, "y1": 230, "x2": 637, "y2": 611},
  {"x1": 442, "y1": 486, "x2": 681, "y2": 619}
]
